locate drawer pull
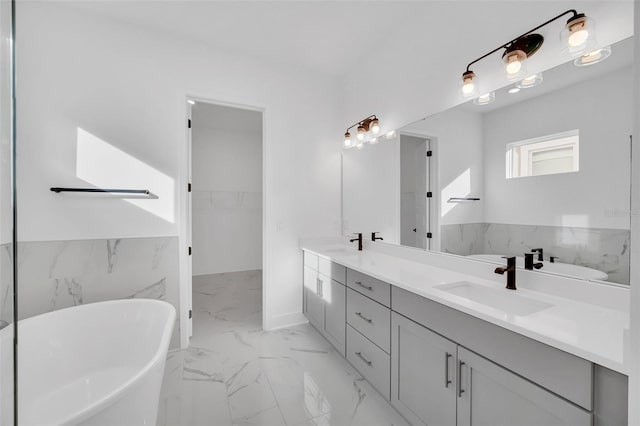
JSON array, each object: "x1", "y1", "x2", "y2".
[
  {"x1": 355, "y1": 312, "x2": 373, "y2": 323},
  {"x1": 444, "y1": 352, "x2": 452, "y2": 388},
  {"x1": 355, "y1": 351, "x2": 372, "y2": 366},
  {"x1": 355, "y1": 281, "x2": 373, "y2": 291},
  {"x1": 458, "y1": 360, "x2": 465, "y2": 397}
]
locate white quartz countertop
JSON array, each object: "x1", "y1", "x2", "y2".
[{"x1": 302, "y1": 243, "x2": 630, "y2": 374}]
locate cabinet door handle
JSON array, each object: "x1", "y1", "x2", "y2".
[
  {"x1": 444, "y1": 352, "x2": 452, "y2": 388},
  {"x1": 355, "y1": 281, "x2": 373, "y2": 291},
  {"x1": 317, "y1": 278, "x2": 323, "y2": 297},
  {"x1": 355, "y1": 312, "x2": 373, "y2": 323},
  {"x1": 458, "y1": 360, "x2": 466, "y2": 397},
  {"x1": 355, "y1": 351, "x2": 372, "y2": 366}
]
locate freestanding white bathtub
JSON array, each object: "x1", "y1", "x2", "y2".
[{"x1": 17, "y1": 299, "x2": 175, "y2": 426}]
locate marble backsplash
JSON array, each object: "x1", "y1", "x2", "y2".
[
  {"x1": 441, "y1": 223, "x2": 630, "y2": 285},
  {"x1": 13, "y1": 236, "x2": 181, "y2": 347},
  {"x1": 0, "y1": 243, "x2": 13, "y2": 324}
]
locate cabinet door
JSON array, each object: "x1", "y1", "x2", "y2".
[
  {"x1": 323, "y1": 278, "x2": 346, "y2": 355},
  {"x1": 456, "y1": 347, "x2": 592, "y2": 426},
  {"x1": 391, "y1": 312, "x2": 457, "y2": 426},
  {"x1": 304, "y1": 287, "x2": 324, "y2": 331}
]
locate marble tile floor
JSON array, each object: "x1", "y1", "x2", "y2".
[{"x1": 157, "y1": 270, "x2": 408, "y2": 426}]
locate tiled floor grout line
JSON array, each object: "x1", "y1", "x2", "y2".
[{"x1": 262, "y1": 366, "x2": 290, "y2": 426}]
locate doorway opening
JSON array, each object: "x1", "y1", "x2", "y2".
[{"x1": 185, "y1": 100, "x2": 264, "y2": 342}]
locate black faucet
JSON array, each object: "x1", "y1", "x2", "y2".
[
  {"x1": 524, "y1": 253, "x2": 543, "y2": 270},
  {"x1": 494, "y1": 256, "x2": 517, "y2": 290},
  {"x1": 371, "y1": 232, "x2": 384, "y2": 242},
  {"x1": 531, "y1": 248, "x2": 544, "y2": 262},
  {"x1": 350, "y1": 233, "x2": 363, "y2": 251}
]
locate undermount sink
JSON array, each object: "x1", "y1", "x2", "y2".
[{"x1": 435, "y1": 281, "x2": 553, "y2": 316}]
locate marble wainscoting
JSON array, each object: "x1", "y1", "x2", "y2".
[
  {"x1": 16, "y1": 236, "x2": 181, "y2": 347},
  {"x1": 441, "y1": 223, "x2": 630, "y2": 285},
  {"x1": 0, "y1": 243, "x2": 13, "y2": 325}
]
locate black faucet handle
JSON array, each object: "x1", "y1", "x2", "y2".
[
  {"x1": 549, "y1": 256, "x2": 558, "y2": 263},
  {"x1": 371, "y1": 232, "x2": 384, "y2": 241},
  {"x1": 531, "y1": 248, "x2": 544, "y2": 261}
]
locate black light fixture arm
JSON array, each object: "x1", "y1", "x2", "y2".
[
  {"x1": 345, "y1": 115, "x2": 378, "y2": 133},
  {"x1": 465, "y1": 9, "x2": 578, "y2": 72}
]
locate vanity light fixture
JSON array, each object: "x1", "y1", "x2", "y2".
[
  {"x1": 574, "y1": 46, "x2": 611, "y2": 67},
  {"x1": 516, "y1": 73, "x2": 543, "y2": 89},
  {"x1": 343, "y1": 115, "x2": 381, "y2": 148},
  {"x1": 460, "y1": 10, "x2": 595, "y2": 97},
  {"x1": 473, "y1": 91, "x2": 495, "y2": 105}
]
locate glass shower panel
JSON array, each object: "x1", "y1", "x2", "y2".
[{"x1": 0, "y1": 0, "x2": 14, "y2": 424}]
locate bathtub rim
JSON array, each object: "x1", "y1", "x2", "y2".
[{"x1": 15, "y1": 299, "x2": 176, "y2": 425}]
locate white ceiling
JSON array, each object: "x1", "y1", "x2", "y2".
[{"x1": 62, "y1": 1, "x2": 634, "y2": 77}]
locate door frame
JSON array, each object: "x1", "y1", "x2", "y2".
[
  {"x1": 179, "y1": 95, "x2": 266, "y2": 348},
  {"x1": 398, "y1": 131, "x2": 440, "y2": 251}
]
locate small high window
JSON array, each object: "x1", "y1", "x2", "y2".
[{"x1": 506, "y1": 129, "x2": 579, "y2": 179}]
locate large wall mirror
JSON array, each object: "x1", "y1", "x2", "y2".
[{"x1": 343, "y1": 36, "x2": 633, "y2": 286}]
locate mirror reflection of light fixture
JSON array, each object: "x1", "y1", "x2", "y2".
[
  {"x1": 342, "y1": 115, "x2": 381, "y2": 148},
  {"x1": 460, "y1": 10, "x2": 594, "y2": 96},
  {"x1": 473, "y1": 91, "x2": 495, "y2": 105},
  {"x1": 574, "y1": 46, "x2": 611, "y2": 67},
  {"x1": 517, "y1": 73, "x2": 543, "y2": 89},
  {"x1": 508, "y1": 87, "x2": 521, "y2": 94},
  {"x1": 384, "y1": 130, "x2": 397, "y2": 139}
]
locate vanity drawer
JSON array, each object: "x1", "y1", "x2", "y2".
[
  {"x1": 347, "y1": 288, "x2": 390, "y2": 353},
  {"x1": 304, "y1": 251, "x2": 319, "y2": 270},
  {"x1": 347, "y1": 269, "x2": 391, "y2": 307},
  {"x1": 347, "y1": 325, "x2": 391, "y2": 400},
  {"x1": 318, "y1": 257, "x2": 346, "y2": 284}
]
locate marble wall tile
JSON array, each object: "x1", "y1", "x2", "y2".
[
  {"x1": 17, "y1": 236, "x2": 181, "y2": 347},
  {"x1": 0, "y1": 243, "x2": 13, "y2": 324},
  {"x1": 440, "y1": 223, "x2": 630, "y2": 285},
  {"x1": 440, "y1": 223, "x2": 487, "y2": 256}
]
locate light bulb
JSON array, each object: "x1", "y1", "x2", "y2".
[
  {"x1": 357, "y1": 125, "x2": 366, "y2": 141},
  {"x1": 343, "y1": 132, "x2": 352, "y2": 148},
  {"x1": 370, "y1": 119, "x2": 380, "y2": 134},
  {"x1": 562, "y1": 14, "x2": 595, "y2": 55},
  {"x1": 505, "y1": 54, "x2": 522, "y2": 75},
  {"x1": 574, "y1": 46, "x2": 611, "y2": 67},
  {"x1": 517, "y1": 73, "x2": 543, "y2": 89},
  {"x1": 568, "y1": 29, "x2": 588, "y2": 47},
  {"x1": 462, "y1": 81, "x2": 475, "y2": 95},
  {"x1": 473, "y1": 92, "x2": 495, "y2": 106},
  {"x1": 460, "y1": 71, "x2": 478, "y2": 98}
]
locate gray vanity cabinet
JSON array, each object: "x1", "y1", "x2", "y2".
[
  {"x1": 322, "y1": 277, "x2": 346, "y2": 354},
  {"x1": 391, "y1": 313, "x2": 457, "y2": 426},
  {"x1": 456, "y1": 347, "x2": 592, "y2": 426},
  {"x1": 303, "y1": 252, "x2": 347, "y2": 356},
  {"x1": 303, "y1": 265, "x2": 324, "y2": 331}
]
